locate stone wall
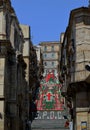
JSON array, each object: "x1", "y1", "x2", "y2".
[{"x1": 0, "y1": 58, "x2": 5, "y2": 130}]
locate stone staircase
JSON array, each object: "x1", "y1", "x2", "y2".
[
  {"x1": 31, "y1": 119, "x2": 69, "y2": 130},
  {"x1": 31, "y1": 74, "x2": 70, "y2": 130},
  {"x1": 31, "y1": 110, "x2": 69, "y2": 130}
]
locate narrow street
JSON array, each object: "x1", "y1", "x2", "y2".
[
  {"x1": 31, "y1": 72, "x2": 70, "y2": 130},
  {"x1": 1, "y1": 1, "x2": 90, "y2": 130}
]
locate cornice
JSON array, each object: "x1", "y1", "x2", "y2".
[
  {"x1": 0, "y1": 0, "x2": 14, "y2": 13},
  {"x1": 39, "y1": 41, "x2": 60, "y2": 46}
]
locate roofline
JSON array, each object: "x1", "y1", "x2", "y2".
[
  {"x1": 63, "y1": 6, "x2": 90, "y2": 43},
  {"x1": 39, "y1": 41, "x2": 60, "y2": 45}
]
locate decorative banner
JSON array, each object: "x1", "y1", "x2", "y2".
[{"x1": 35, "y1": 71, "x2": 64, "y2": 111}]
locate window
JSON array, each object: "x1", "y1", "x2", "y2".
[
  {"x1": 52, "y1": 53, "x2": 55, "y2": 58},
  {"x1": 52, "y1": 62, "x2": 54, "y2": 66},
  {"x1": 44, "y1": 46, "x2": 47, "y2": 51},
  {"x1": 43, "y1": 54, "x2": 47, "y2": 58},
  {"x1": 44, "y1": 62, "x2": 47, "y2": 66},
  {"x1": 51, "y1": 46, "x2": 54, "y2": 51},
  {"x1": 6, "y1": 14, "x2": 10, "y2": 39},
  {"x1": 46, "y1": 70, "x2": 48, "y2": 74},
  {"x1": 14, "y1": 29, "x2": 19, "y2": 50}
]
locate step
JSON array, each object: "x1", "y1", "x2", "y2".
[{"x1": 31, "y1": 119, "x2": 69, "y2": 129}]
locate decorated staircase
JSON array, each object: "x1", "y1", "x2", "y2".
[
  {"x1": 31, "y1": 71, "x2": 70, "y2": 130},
  {"x1": 31, "y1": 111, "x2": 70, "y2": 130}
]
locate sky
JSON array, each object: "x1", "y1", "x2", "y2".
[{"x1": 11, "y1": 0, "x2": 88, "y2": 45}]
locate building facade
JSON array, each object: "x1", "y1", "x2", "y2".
[
  {"x1": 39, "y1": 41, "x2": 61, "y2": 78},
  {"x1": 34, "y1": 45, "x2": 44, "y2": 79},
  {"x1": 0, "y1": 1, "x2": 39, "y2": 130},
  {"x1": 60, "y1": 7, "x2": 90, "y2": 130},
  {"x1": 21, "y1": 24, "x2": 41, "y2": 126},
  {"x1": 0, "y1": 0, "x2": 28, "y2": 129}
]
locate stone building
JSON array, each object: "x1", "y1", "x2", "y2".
[
  {"x1": 0, "y1": 0, "x2": 30, "y2": 130},
  {"x1": 0, "y1": 0, "x2": 38, "y2": 130},
  {"x1": 28, "y1": 43, "x2": 41, "y2": 123},
  {"x1": 20, "y1": 24, "x2": 32, "y2": 129},
  {"x1": 20, "y1": 25, "x2": 31, "y2": 85},
  {"x1": 21, "y1": 24, "x2": 41, "y2": 127},
  {"x1": 34, "y1": 45, "x2": 44, "y2": 79},
  {"x1": 60, "y1": 6, "x2": 90, "y2": 130},
  {"x1": 39, "y1": 41, "x2": 61, "y2": 78}
]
